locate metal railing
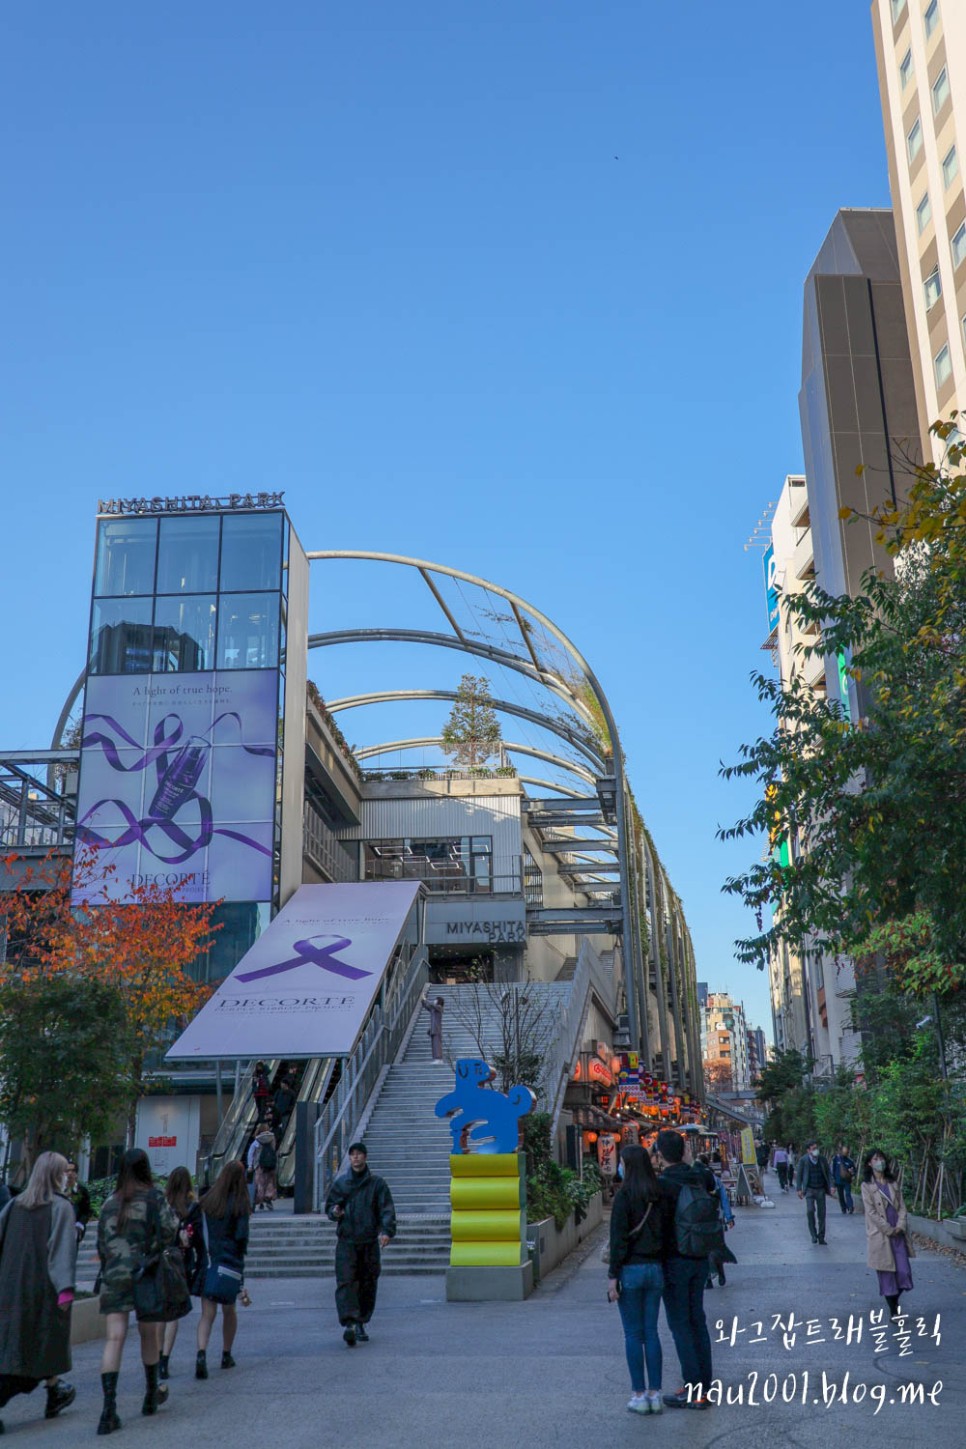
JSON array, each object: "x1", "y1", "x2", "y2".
[
  {"x1": 313, "y1": 946, "x2": 429, "y2": 1209},
  {"x1": 544, "y1": 940, "x2": 612, "y2": 1135},
  {"x1": 365, "y1": 854, "x2": 522, "y2": 896},
  {"x1": 302, "y1": 804, "x2": 358, "y2": 884}
]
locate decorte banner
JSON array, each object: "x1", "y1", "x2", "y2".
[
  {"x1": 72, "y1": 670, "x2": 278, "y2": 905},
  {"x1": 165, "y1": 882, "x2": 422, "y2": 1059}
]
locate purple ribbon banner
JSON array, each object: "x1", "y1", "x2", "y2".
[
  {"x1": 76, "y1": 709, "x2": 275, "y2": 866},
  {"x1": 237, "y1": 935, "x2": 372, "y2": 984}
]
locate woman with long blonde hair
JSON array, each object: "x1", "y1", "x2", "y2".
[{"x1": 0, "y1": 1151, "x2": 77, "y2": 1433}]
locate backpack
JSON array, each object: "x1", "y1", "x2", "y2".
[
  {"x1": 674, "y1": 1170, "x2": 725, "y2": 1259},
  {"x1": 258, "y1": 1142, "x2": 277, "y2": 1172}
]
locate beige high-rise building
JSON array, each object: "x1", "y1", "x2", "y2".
[{"x1": 872, "y1": 0, "x2": 966, "y2": 453}]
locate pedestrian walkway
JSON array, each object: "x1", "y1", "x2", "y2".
[{"x1": 23, "y1": 1179, "x2": 960, "y2": 1448}]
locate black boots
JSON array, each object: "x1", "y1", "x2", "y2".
[
  {"x1": 221, "y1": 1351, "x2": 236, "y2": 1369},
  {"x1": 195, "y1": 1350, "x2": 208, "y2": 1380},
  {"x1": 141, "y1": 1362, "x2": 168, "y2": 1417},
  {"x1": 97, "y1": 1372, "x2": 120, "y2": 1436},
  {"x1": 44, "y1": 1381, "x2": 76, "y2": 1419},
  {"x1": 158, "y1": 1353, "x2": 170, "y2": 1381}
]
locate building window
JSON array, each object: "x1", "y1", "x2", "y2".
[
  {"x1": 944, "y1": 145, "x2": 959, "y2": 190},
  {"x1": 94, "y1": 517, "x2": 157, "y2": 598},
  {"x1": 917, "y1": 192, "x2": 932, "y2": 233},
  {"x1": 932, "y1": 67, "x2": 950, "y2": 115},
  {"x1": 216, "y1": 592, "x2": 280, "y2": 670},
  {"x1": 924, "y1": 266, "x2": 942, "y2": 310},
  {"x1": 924, "y1": 0, "x2": 939, "y2": 38},
  {"x1": 953, "y1": 221, "x2": 966, "y2": 269},
  {"x1": 900, "y1": 48, "x2": 913, "y2": 88},
  {"x1": 219, "y1": 513, "x2": 283, "y2": 592},
  {"x1": 364, "y1": 836, "x2": 496, "y2": 893},
  {"x1": 891, "y1": 0, "x2": 906, "y2": 19},
  {"x1": 907, "y1": 118, "x2": 923, "y2": 163},
  {"x1": 156, "y1": 515, "x2": 220, "y2": 594},
  {"x1": 153, "y1": 594, "x2": 217, "y2": 671},
  {"x1": 935, "y1": 343, "x2": 952, "y2": 387}
]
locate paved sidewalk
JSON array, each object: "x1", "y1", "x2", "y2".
[{"x1": 3, "y1": 1185, "x2": 961, "y2": 1447}]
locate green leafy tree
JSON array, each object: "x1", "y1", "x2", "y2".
[
  {"x1": 0, "y1": 974, "x2": 133, "y2": 1167},
  {"x1": 441, "y1": 674, "x2": 502, "y2": 770},
  {"x1": 720, "y1": 424, "x2": 966, "y2": 992}
]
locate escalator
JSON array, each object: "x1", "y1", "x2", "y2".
[{"x1": 205, "y1": 1057, "x2": 339, "y2": 1188}]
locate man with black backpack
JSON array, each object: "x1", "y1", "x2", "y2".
[{"x1": 654, "y1": 1129, "x2": 721, "y2": 1411}]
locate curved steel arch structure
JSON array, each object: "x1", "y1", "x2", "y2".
[
  {"x1": 327, "y1": 688, "x2": 605, "y2": 770},
  {"x1": 353, "y1": 736, "x2": 598, "y2": 787},
  {"x1": 307, "y1": 549, "x2": 645, "y2": 1052},
  {"x1": 308, "y1": 628, "x2": 588, "y2": 721}
]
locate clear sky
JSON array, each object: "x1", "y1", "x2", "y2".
[{"x1": 0, "y1": 2, "x2": 892, "y2": 1036}]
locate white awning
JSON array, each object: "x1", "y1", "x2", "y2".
[{"x1": 165, "y1": 881, "x2": 421, "y2": 1060}]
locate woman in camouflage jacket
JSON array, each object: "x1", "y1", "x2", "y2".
[{"x1": 95, "y1": 1150, "x2": 178, "y2": 1435}]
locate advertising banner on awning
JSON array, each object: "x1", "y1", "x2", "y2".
[{"x1": 166, "y1": 881, "x2": 421, "y2": 1060}]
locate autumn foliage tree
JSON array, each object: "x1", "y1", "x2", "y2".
[{"x1": 1, "y1": 850, "x2": 220, "y2": 1147}]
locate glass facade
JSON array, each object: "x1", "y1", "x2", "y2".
[
  {"x1": 89, "y1": 510, "x2": 284, "y2": 676},
  {"x1": 77, "y1": 508, "x2": 289, "y2": 980}
]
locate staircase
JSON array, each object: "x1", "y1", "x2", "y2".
[{"x1": 75, "y1": 980, "x2": 581, "y2": 1284}]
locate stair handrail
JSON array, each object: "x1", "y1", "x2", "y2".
[
  {"x1": 313, "y1": 947, "x2": 429, "y2": 1209},
  {"x1": 544, "y1": 939, "x2": 613, "y2": 1136}
]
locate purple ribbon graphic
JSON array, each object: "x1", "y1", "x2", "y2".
[
  {"x1": 237, "y1": 935, "x2": 371, "y2": 983},
  {"x1": 75, "y1": 710, "x2": 275, "y2": 867}
]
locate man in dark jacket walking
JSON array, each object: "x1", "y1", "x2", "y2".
[
  {"x1": 796, "y1": 1140, "x2": 834, "y2": 1245},
  {"x1": 655, "y1": 1129, "x2": 719, "y2": 1411},
  {"x1": 324, "y1": 1143, "x2": 396, "y2": 1346}
]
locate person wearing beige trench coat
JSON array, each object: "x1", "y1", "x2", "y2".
[{"x1": 860, "y1": 1147, "x2": 915, "y2": 1319}]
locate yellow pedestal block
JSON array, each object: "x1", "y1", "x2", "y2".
[
  {"x1": 451, "y1": 1210, "x2": 523, "y2": 1241},
  {"x1": 450, "y1": 1241, "x2": 527, "y2": 1268},
  {"x1": 450, "y1": 1176, "x2": 524, "y2": 1211},
  {"x1": 448, "y1": 1152, "x2": 528, "y2": 1268}
]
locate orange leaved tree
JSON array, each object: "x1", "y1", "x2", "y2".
[{"x1": 2, "y1": 850, "x2": 221, "y2": 1145}]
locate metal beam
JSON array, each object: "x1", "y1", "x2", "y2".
[
  {"x1": 310, "y1": 551, "x2": 641, "y2": 1049},
  {"x1": 309, "y1": 628, "x2": 582, "y2": 719},
  {"x1": 326, "y1": 689, "x2": 604, "y2": 768},
  {"x1": 353, "y1": 737, "x2": 596, "y2": 786},
  {"x1": 418, "y1": 567, "x2": 467, "y2": 643}
]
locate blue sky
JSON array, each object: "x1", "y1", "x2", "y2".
[{"x1": 0, "y1": 2, "x2": 892, "y2": 1034}]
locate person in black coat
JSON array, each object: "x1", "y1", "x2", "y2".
[
  {"x1": 324, "y1": 1143, "x2": 396, "y2": 1346},
  {"x1": 795, "y1": 1140, "x2": 835, "y2": 1245}
]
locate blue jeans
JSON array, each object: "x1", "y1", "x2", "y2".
[
  {"x1": 617, "y1": 1262, "x2": 664, "y2": 1394},
  {"x1": 662, "y1": 1256, "x2": 713, "y2": 1393}
]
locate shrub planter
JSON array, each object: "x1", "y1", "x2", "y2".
[
  {"x1": 70, "y1": 1295, "x2": 105, "y2": 1346},
  {"x1": 527, "y1": 1192, "x2": 603, "y2": 1284}
]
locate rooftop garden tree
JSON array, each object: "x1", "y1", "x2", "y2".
[{"x1": 441, "y1": 674, "x2": 503, "y2": 770}]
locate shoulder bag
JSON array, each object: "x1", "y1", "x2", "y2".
[
  {"x1": 601, "y1": 1202, "x2": 653, "y2": 1265},
  {"x1": 133, "y1": 1193, "x2": 192, "y2": 1323},
  {"x1": 201, "y1": 1212, "x2": 244, "y2": 1304}
]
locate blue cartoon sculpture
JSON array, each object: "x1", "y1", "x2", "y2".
[{"x1": 434, "y1": 1058, "x2": 535, "y2": 1154}]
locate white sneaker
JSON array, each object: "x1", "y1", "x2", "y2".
[
  {"x1": 627, "y1": 1395, "x2": 648, "y2": 1414},
  {"x1": 646, "y1": 1392, "x2": 663, "y2": 1414}
]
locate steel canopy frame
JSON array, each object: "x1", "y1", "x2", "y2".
[
  {"x1": 307, "y1": 549, "x2": 645, "y2": 1054},
  {"x1": 327, "y1": 688, "x2": 605, "y2": 770}
]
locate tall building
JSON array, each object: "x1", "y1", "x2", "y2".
[
  {"x1": 872, "y1": 0, "x2": 966, "y2": 451},
  {"x1": 699, "y1": 991, "x2": 751, "y2": 1093},
  {"x1": 800, "y1": 209, "x2": 920, "y2": 652}
]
